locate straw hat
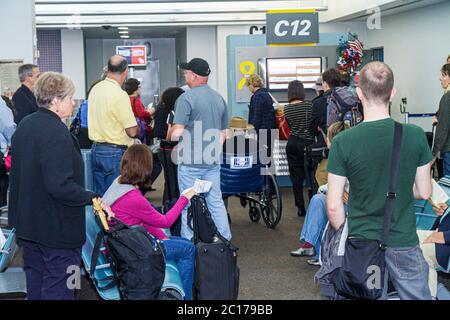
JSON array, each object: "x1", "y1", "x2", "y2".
[{"x1": 229, "y1": 116, "x2": 254, "y2": 130}]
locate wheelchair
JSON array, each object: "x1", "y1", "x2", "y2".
[{"x1": 220, "y1": 136, "x2": 282, "y2": 229}]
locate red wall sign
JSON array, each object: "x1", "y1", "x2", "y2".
[{"x1": 116, "y1": 46, "x2": 147, "y2": 66}]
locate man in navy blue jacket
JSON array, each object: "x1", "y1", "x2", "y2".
[{"x1": 12, "y1": 64, "x2": 40, "y2": 124}]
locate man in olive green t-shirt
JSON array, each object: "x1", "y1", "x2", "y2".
[{"x1": 326, "y1": 62, "x2": 433, "y2": 300}]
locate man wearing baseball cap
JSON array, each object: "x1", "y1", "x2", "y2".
[{"x1": 168, "y1": 58, "x2": 231, "y2": 241}]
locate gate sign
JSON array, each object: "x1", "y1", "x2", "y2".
[
  {"x1": 116, "y1": 45, "x2": 147, "y2": 66},
  {"x1": 266, "y1": 11, "x2": 319, "y2": 46}
]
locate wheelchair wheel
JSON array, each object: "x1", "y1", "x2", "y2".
[
  {"x1": 248, "y1": 205, "x2": 261, "y2": 223},
  {"x1": 260, "y1": 172, "x2": 282, "y2": 229}
]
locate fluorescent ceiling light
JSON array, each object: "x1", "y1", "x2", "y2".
[
  {"x1": 118, "y1": 30, "x2": 129, "y2": 34},
  {"x1": 36, "y1": 1, "x2": 326, "y2": 15},
  {"x1": 35, "y1": 0, "x2": 327, "y2": 27},
  {"x1": 37, "y1": 12, "x2": 269, "y2": 24},
  {"x1": 120, "y1": 35, "x2": 130, "y2": 38},
  {"x1": 117, "y1": 26, "x2": 128, "y2": 30}
]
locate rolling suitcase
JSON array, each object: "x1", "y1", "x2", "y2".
[{"x1": 189, "y1": 196, "x2": 239, "y2": 300}]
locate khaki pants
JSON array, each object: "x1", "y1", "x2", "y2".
[
  {"x1": 315, "y1": 159, "x2": 328, "y2": 187},
  {"x1": 417, "y1": 230, "x2": 439, "y2": 298}
]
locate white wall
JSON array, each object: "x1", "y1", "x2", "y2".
[
  {"x1": 321, "y1": 0, "x2": 396, "y2": 22},
  {"x1": 186, "y1": 26, "x2": 218, "y2": 90},
  {"x1": 61, "y1": 29, "x2": 86, "y2": 99},
  {"x1": 0, "y1": 0, "x2": 35, "y2": 63},
  {"x1": 319, "y1": 21, "x2": 367, "y2": 39},
  {"x1": 365, "y1": 1, "x2": 450, "y2": 128},
  {"x1": 216, "y1": 25, "x2": 251, "y2": 101}
]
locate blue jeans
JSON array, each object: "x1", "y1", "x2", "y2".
[
  {"x1": 381, "y1": 245, "x2": 432, "y2": 300},
  {"x1": 443, "y1": 152, "x2": 450, "y2": 176},
  {"x1": 162, "y1": 236, "x2": 196, "y2": 300},
  {"x1": 299, "y1": 193, "x2": 329, "y2": 259},
  {"x1": 178, "y1": 165, "x2": 232, "y2": 241},
  {"x1": 91, "y1": 144, "x2": 125, "y2": 196},
  {"x1": 21, "y1": 240, "x2": 81, "y2": 300}
]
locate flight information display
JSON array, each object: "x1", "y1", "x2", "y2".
[{"x1": 266, "y1": 57, "x2": 322, "y2": 90}]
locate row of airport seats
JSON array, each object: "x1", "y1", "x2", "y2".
[{"x1": 0, "y1": 206, "x2": 27, "y2": 299}]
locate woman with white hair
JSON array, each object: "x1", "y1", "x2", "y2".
[{"x1": 8, "y1": 72, "x2": 105, "y2": 300}]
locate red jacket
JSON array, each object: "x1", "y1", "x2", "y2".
[{"x1": 130, "y1": 96, "x2": 152, "y2": 120}]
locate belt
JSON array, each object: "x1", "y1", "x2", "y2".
[{"x1": 94, "y1": 142, "x2": 128, "y2": 150}]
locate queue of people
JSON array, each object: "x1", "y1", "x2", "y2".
[
  {"x1": 1, "y1": 53, "x2": 449, "y2": 301},
  {"x1": 290, "y1": 60, "x2": 450, "y2": 300}
]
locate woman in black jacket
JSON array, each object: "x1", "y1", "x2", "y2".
[
  {"x1": 153, "y1": 87, "x2": 185, "y2": 203},
  {"x1": 8, "y1": 72, "x2": 104, "y2": 300}
]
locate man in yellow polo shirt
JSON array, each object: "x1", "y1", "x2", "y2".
[{"x1": 88, "y1": 55, "x2": 138, "y2": 196}]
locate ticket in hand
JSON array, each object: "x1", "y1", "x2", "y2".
[{"x1": 193, "y1": 179, "x2": 213, "y2": 194}]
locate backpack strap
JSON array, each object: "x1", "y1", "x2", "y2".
[
  {"x1": 90, "y1": 231, "x2": 117, "y2": 290},
  {"x1": 381, "y1": 122, "x2": 403, "y2": 247}
]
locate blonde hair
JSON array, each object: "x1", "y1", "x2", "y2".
[
  {"x1": 245, "y1": 74, "x2": 264, "y2": 88},
  {"x1": 327, "y1": 122, "x2": 350, "y2": 144},
  {"x1": 34, "y1": 72, "x2": 75, "y2": 109}
]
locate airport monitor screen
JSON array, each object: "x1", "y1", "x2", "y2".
[{"x1": 266, "y1": 57, "x2": 322, "y2": 91}]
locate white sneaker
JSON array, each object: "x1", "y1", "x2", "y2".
[{"x1": 290, "y1": 247, "x2": 315, "y2": 257}]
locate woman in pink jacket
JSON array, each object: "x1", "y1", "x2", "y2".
[{"x1": 102, "y1": 144, "x2": 196, "y2": 299}]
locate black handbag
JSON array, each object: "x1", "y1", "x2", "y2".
[
  {"x1": 332, "y1": 122, "x2": 403, "y2": 300},
  {"x1": 187, "y1": 195, "x2": 217, "y2": 244}
]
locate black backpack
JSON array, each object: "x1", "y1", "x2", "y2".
[
  {"x1": 91, "y1": 217, "x2": 166, "y2": 300},
  {"x1": 327, "y1": 87, "x2": 363, "y2": 127}
]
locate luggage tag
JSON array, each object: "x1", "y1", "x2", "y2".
[{"x1": 93, "y1": 198, "x2": 110, "y2": 232}]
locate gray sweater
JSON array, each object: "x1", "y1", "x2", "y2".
[{"x1": 433, "y1": 91, "x2": 450, "y2": 156}]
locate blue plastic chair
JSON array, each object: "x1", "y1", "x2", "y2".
[
  {"x1": 0, "y1": 228, "x2": 17, "y2": 273},
  {"x1": 415, "y1": 200, "x2": 439, "y2": 230},
  {"x1": 0, "y1": 227, "x2": 27, "y2": 299}
]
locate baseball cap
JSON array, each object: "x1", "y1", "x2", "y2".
[
  {"x1": 312, "y1": 77, "x2": 323, "y2": 91},
  {"x1": 180, "y1": 58, "x2": 211, "y2": 77}
]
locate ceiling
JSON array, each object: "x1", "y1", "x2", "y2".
[{"x1": 34, "y1": 0, "x2": 448, "y2": 39}]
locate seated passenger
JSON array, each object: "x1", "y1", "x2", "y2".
[
  {"x1": 102, "y1": 144, "x2": 196, "y2": 300},
  {"x1": 290, "y1": 122, "x2": 349, "y2": 265},
  {"x1": 418, "y1": 202, "x2": 450, "y2": 299}
]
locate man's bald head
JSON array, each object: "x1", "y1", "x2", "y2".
[
  {"x1": 359, "y1": 62, "x2": 394, "y2": 105},
  {"x1": 107, "y1": 55, "x2": 128, "y2": 75}
]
